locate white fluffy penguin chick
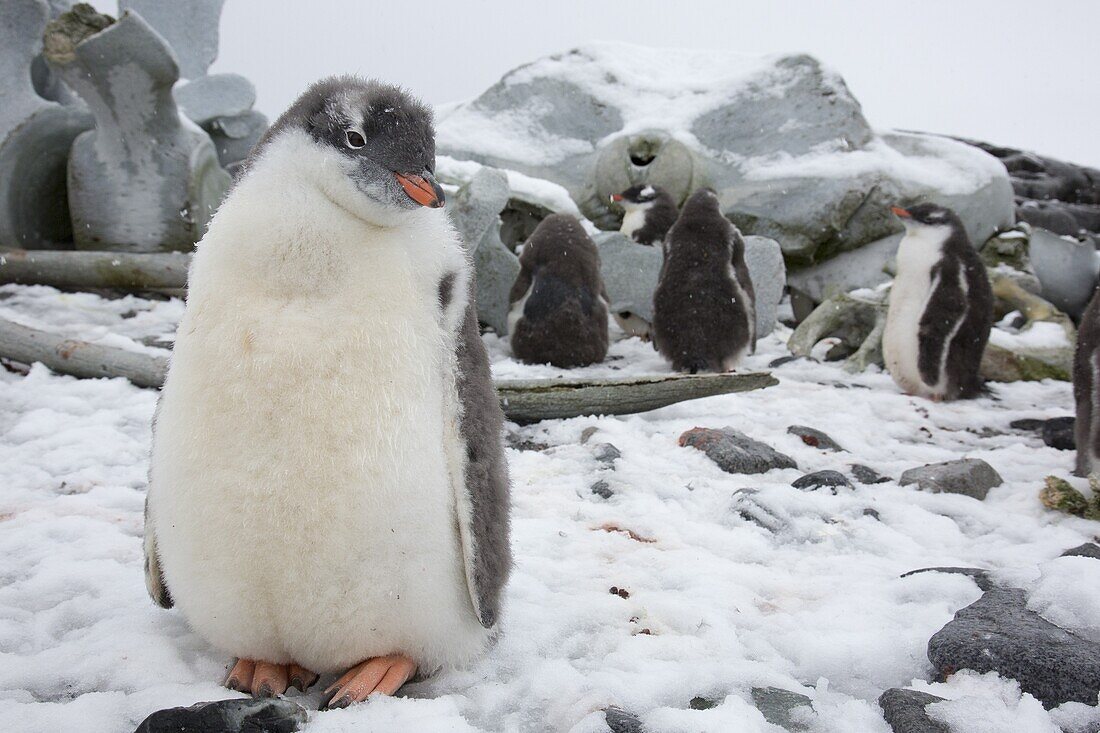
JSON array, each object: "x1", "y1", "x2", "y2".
[{"x1": 144, "y1": 76, "x2": 512, "y2": 708}]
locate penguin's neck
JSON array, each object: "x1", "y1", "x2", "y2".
[{"x1": 895, "y1": 225, "x2": 950, "y2": 282}]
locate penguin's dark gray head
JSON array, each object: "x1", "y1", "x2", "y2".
[
  {"x1": 891, "y1": 203, "x2": 962, "y2": 230},
  {"x1": 251, "y1": 75, "x2": 444, "y2": 218},
  {"x1": 610, "y1": 184, "x2": 662, "y2": 206}
]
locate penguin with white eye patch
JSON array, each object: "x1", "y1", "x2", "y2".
[
  {"x1": 144, "y1": 76, "x2": 512, "y2": 709},
  {"x1": 883, "y1": 202, "x2": 993, "y2": 401}
]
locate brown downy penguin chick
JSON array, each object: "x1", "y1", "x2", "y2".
[
  {"x1": 883, "y1": 203, "x2": 994, "y2": 401},
  {"x1": 610, "y1": 184, "x2": 679, "y2": 247},
  {"x1": 508, "y1": 213, "x2": 610, "y2": 368},
  {"x1": 1074, "y1": 285, "x2": 1100, "y2": 476},
  {"x1": 652, "y1": 189, "x2": 756, "y2": 373}
]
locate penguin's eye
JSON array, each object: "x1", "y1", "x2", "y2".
[{"x1": 344, "y1": 130, "x2": 366, "y2": 149}]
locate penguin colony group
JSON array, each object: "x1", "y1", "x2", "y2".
[{"x1": 144, "y1": 75, "x2": 1092, "y2": 706}]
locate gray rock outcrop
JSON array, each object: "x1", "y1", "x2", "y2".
[
  {"x1": 679, "y1": 426, "x2": 797, "y2": 475},
  {"x1": 899, "y1": 458, "x2": 1003, "y2": 500}
]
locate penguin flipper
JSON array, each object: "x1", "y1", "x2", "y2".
[
  {"x1": 450, "y1": 283, "x2": 512, "y2": 629},
  {"x1": 143, "y1": 495, "x2": 173, "y2": 609},
  {"x1": 917, "y1": 263, "x2": 967, "y2": 389}
]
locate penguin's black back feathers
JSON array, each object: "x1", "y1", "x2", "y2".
[
  {"x1": 1074, "y1": 285, "x2": 1100, "y2": 476},
  {"x1": 509, "y1": 214, "x2": 609, "y2": 368}
]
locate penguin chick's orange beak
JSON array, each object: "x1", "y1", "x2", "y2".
[
  {"x1": 891, "y1": 206, "x2": 912, "y2": 219},
  {"x1": 395, "y1": 172, "x2": 445, "y2": 208},
  {"x1": 609, "y1": 193, "x2": 624, "y2": 203}
]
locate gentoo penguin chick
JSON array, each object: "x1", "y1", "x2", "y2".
[
  {"x1": 610, "y1": 184, "x2": 678, "y2": 247},
  {"x1": 144, "y1": 77, "x2": 511, "y2": 707},
  {"x1": 507, "y1": 213, "x2": 609, "y2": 367},
  {"x1": 652, "y1": 189, "x2": 756, "y2": 373},
  {"x1": 883, "y1": 203, "x2": 993, "y2": 401},
  {"x1": 1074, "y1": 285, "x2": 1100, "y2": 476}
]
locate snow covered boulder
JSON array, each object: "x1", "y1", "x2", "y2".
[{"x1": 437, "y1": 43, "x2": 1014, "y2": 291}]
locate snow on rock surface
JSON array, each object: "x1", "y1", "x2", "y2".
[
  {"x1": 1, "y1": 284, "x2": 1097, "y2": 732},
  {"x1": 437, "y1": 42, "x2": 1014, "y2": 281}
]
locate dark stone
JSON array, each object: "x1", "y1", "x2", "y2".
[
  {"x1": 851, "y1": 464, "x2": 891, "y2": 485},
  {"x1": 1042, "y1": 416, "x2": 1076, "y2": 451},
  {"x1": 792, "y1": 470, "x2": 853, "y2": 493},
  {"x1": 605, "y1": 706, "x2": 646, "y2": 733},
  {"x1": 591, "y1": 480, "x2": 613, "y2": 499},
  {"x1": 788, "y1": 425, "x2": 844, "y2": 452},
  {"x1": 750, "y1": 687, "x2": 813, "y2": 731},
  {"x1": 1062, "y1": 543, "x2": 1100, "y2": 560},
  {"x1": 1010, "y1": 418, "x2": 1048, "y2": 432},
  {"x1": 769, "y1": 355, "x2": 802, "y2": 368},
  {"x1": 878, "y1": 688, "x2": 949, "y2": 733},
  {"x1": 594, "y1": 442, "x2": 622, "y2": 465},
  {"x1": 688, "y1": 696, "x2": 719, "y2": 710},
  {"x1": 133, "y1": 698, "x2": 307, "y2": 733},
  {"x1": 900, "y1": 567, "x2": 993, "y2": 592},
  {"x1": 899, "y1": 459, "x2": 1003, "y2": 500},
  {"x1": 679, "y1": 427, "x2": 797, "y2": 475},
  {"x1": 927, "y1": 587, "x2": 1100, "y2": 707}
]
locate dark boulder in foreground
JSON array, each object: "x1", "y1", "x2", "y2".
[
  {"x1": 878, "y1": 688, "x2": 949, "y2": 733},
  {"x1": 133, "y1": 698, "x2": 307, "y2": 733},
  {"x1": 899, "y1": 458, "x2": 1003, "y2": 500},
  {"x1": 927, "y1": 587, "x2": 1100, "y2": 708},
  {"x1": 792, "y1": 470, "x2": 853, "y2": 493},
  {"x1": 679, "y1": 427, "x2": 797, "y2": 475}
]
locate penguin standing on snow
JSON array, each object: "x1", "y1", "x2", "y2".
[
  {"x1": 652, "y1": 188, "x2": 756, "y2": 373},
  {"x1": 144, "y1": 77, "x2": 511, "y2": 707},
  {"x1": 883, "y1": 203, "x2": 993, "y2": 401},
  {"x1": 610, "y1": 184, "x2": 679, "y2": 247},
  {"x1": 507, "y1": 213, "x2": 609, "y2": 368},
  {"x1": 1074, "y1": 285, "x2": 1100, "y2": 476}
]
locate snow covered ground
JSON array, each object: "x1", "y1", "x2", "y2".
[{"x1": 1, "y1": 284, "x2": 1099, "y2": 732}]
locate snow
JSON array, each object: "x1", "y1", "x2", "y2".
[
  {"x1": 742, "y1": 133, "x2": 1007, "y2": 196},
  {"x1": 436, "y1": 155, "x2": 585, "y2": 219},
  {"x1": 1026, "y1": 555, "x2": 1100, "y2": 642},
  {"x1": 1, "y1": 284, "x2": 1097, "y2": 732},
  {"x1": 987, "y1": 321, "x2": 1072, "y2": 352}
]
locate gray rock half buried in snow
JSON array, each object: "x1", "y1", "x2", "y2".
[
  {"x1": 0, "y1": 0, "x2": 92, "y2": 249},
  {"x1": 877, "y1": 688, "x2": 949, "y2": 733},
  {"x1": 927, "y1": 587, "x2": 1100, "y2": 708},
  {"x1": 133, "y1": 697, "x2": 307, "y2": 733},
  {"x1": 899, "y1": 458, "x2": 1003, "y2": 500},
  {"x1": 679, "y1": 426, "x2": 797, "y2": 475},
  {"x1": 43, "y1": 6, "x2": 231, "y2": 251},
  {"x1": 437, "y1": 43, "x2": 1014, "y2": 287}
]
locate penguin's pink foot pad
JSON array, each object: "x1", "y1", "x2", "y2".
[{"x1": 323, "y1": 654, "x2": 417, "y2": 709}]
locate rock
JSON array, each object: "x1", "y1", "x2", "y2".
[
  {"x1": 927, "y1": 586, "x2": 1100, "y2": 707},
  {"x1": 593, "y1": 442, "x2": 622, "y2": 465},
  {"x1": 591, "y1": 480, "x2": 613, "y2": 499},
  {"x1": 446, "y1": 168, "x2": 520, "y2": 334},
  {"x1": 679, "y1": 427, "x2": 797, "y2": 475},
  {"x1": 43, "y1": 6, "x2": 231, "y2": 251},
  {"x1": 580, "y1": 426, "x2": 599, "y2": 444},
  {"x1": 730, "y1": 488, "x2": 786, "y2": 532},
  {"x1": 788, "y1": 425, "x2": 843, "y2": 452},
  {"x1": 1039, "y1": 476, "x2": 1100, "y2": 520},
  {"x1": 0, "y1": 0, "x2": 93, "y2": 248},
  {"x1": 979, "y1": 225, "x2": 1042, "y2": 294},
  {"x1": 437, "y1": 45, "x2": 1012, "y2": 275},
  {"x1": 792, "y1": 470, "x2": 853, "y2": 493},
  {"x1": 1062, "y1": 543, "x2": 1100, "y2": 560},
  {"x1": 604, "y1": 706, "x2": 646, "y2": 733},
  {"x1": 206, "y1": 109, "x2": 268, "y2": 174},
  {"x1": 1029, "y1": 228, "x2": 1100, "y2": 319},
  {"x1": 899, "y1": 458, "x2": 1003, "y2": 500},
  {"x1": 750, "y1": 686, "x2": 813, "y2": 731},
  {"x1": 900, "y1": 567, "x2": 994, "y2": 592},
  {"x1": 118, "y1": 0, "x2": 224, "y2": 80},
  {"x1": 878, "y1": 688, "x2": 950, "y2": 733},
  {"x1": 743, "y1": 235, "x2": 785, "y2": 337},
  {"x1": 1042, "y1": 417, "x2": 1076, "y2": 450},
  {"x1": 1010, "y1": 418, "x2": 1047, "y2": 432},
  {"x1": 851, "y1": 464, "x2": 891, "y2": 485},
  {"x1": 1018, "y1": 200, "x2": 1100, "y2": 240},
  {"x1": 133, "y1": 698, "x2": 307, "y2": 733},
  {"x1": 594, "y1": 230, "x2": 663, "y2": 326},
  {"x1": 769, "y1": 355, "x2": 802, "y2": 368},
  {"x1": 787, "y1": 288, "x2": 888, "y2": 373}
]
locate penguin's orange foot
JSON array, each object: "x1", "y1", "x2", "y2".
[
  {"x1": 323, "y1": 654, "x2": 417, "y2": 709},
  {"x1": 224, "y1": 659, "x2": 318, "y2": 696}
]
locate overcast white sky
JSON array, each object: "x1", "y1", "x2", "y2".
[{"x1": 199, "y1": 1, "x2": 1098, "y2": 167}]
